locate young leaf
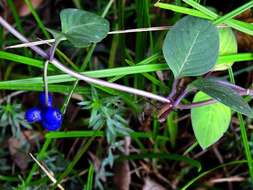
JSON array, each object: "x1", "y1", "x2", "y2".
[
  {"x1": 163, "y1": 15, "x2": 219, "y2": 78},
  {"x1": 189, "y1": 77, "x2": 253, "y2": 117},
  {"x1": 60, "y1": 8, "x2": 110, "y2": 48},
  {"x1": 191, "y1": 92, "x2": 231, "y2": 149},
  {"x1": 213, "y1": 28, "x2": 238, "y2": 71}
]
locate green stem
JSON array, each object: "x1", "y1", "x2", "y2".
[{"x1": 228, "y1": 67, "x2": 253, "y2": 183}]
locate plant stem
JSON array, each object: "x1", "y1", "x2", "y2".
[
  {"x1": 173, "y1": 89, "x2": 189, "y2": 107},
  {"x1": 43, "y1": 60, "x2": 49, "y2": 106},
  {"x1": 177, "y1": 88, "x2": 253, "y2": 109},
  {"x1": 168, "y1": 79, "x2": 179, "y2": 99},
  {"x1": 0, "y1": 16, "x2": 171, "y2": 104},
  {"x1": 177, "y1": 99, "x2": 216, "y2": 109},
  {"x1": 228, "y1": 67, "x2": 253, "y2": 184}
]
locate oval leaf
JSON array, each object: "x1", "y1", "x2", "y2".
[
  {"x1": 190, "y1": 77, "x2": 253, "y2": 117},
  {"x1": 163, "y1": 16, "x2": 219, "y2": 78},
  {"x1": 60, "y1": 9, "x2": 110, "y2": 48},
  {"x1": 213, "y1": 28, "x2": 238, "y2": 71},
  {"x1": 191, "y1": 92, "x2": 231, "y2": 149}
]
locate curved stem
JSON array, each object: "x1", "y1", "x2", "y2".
[{"x1": 0, "y1": 16, "x2": 171, "y2": 104}]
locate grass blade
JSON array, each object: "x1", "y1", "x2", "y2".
[{"x1": 213, "y1": 1, "x2": 253, "y2": 25}]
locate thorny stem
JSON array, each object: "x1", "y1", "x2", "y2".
[{"x1": 0, "y1": 16, "x2": 171, "y2": 104}]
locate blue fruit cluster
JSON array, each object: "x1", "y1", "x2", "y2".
[{"x1": 25, "y1": 92, "x2": 62, "y2": 131}]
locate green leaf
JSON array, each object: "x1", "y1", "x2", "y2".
[
  {"x1": 60, "y1": 8, "x2": 110, "y2": 48},
  {"x1": 191, "y1": 92, "x2": 231, "y2": 149},
  {"x1": 47, "y1": 28, "x2": 66, "y2": 42},
  {"x1": 214, "y1": 28, "x2": 238, "y2": 71},
  {"x1": 163, "y1": 16, "x2": 219, "y2": 78},
  {"x1": 190, "y1": 77, "x2": 253, "y2": 117}
]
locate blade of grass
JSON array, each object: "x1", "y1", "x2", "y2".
[
  {"x1": 156, "y1": 1, "x2": 253, "y2": 35},
  {"x1": 24, "y1": 0, "x2": 50, "y2": 39},
  {"x1": 228, "y1": 67, "x2": 253, "y2": 184},
  {"x1": 216, "y1": 53, "x2": 253, "y2": 64},
  {"x1": 84, "y1": 163, "x2": 95, "y2": 190},
  {"x1": 6, "y1": 0, "x2": 23, "y2": 33},
  {"x1": 166, "y1": 111, "x2": 178, "y2": 148},
  {"x1": 154, "y1": 2, "x2": 211, "y2": 19},
  {"x1": 110, "y1": 53, "x2": 161, "y2": 83},
  {"x1": 0, "y1": 51, "x2": 55, "y2": 70},
  {"x1": 181, "y1": 0, "x2": 217, "y2": 18},
  {"x1": 0, "y1": 64, "x2": 169, "y2": 85},
  {"x1": 134, "y1": 0, "x2": 151, "y2": 92},
  {"x1": 213, "y1": 1, "x2": 253, "y2": 25},
  {"x1": 125, "y1": 59, "x2": 169, "y2": 90},
  {"x1": 45, "y1": 130, "x2": 170, "y2": 141},
  {"x1": 1, "y1": 53, "x2": 252, "y2": 86},
  {"x1": 180, "y1": 160, "x2": 249, "y2": 190},
  {"x1": 119, "y1": 152, "x2": 201, "y2": 171},
  {"x1": 0, "y1": 175, "x2": 19, "y2": 182},
  {"x1": 226, "y1": 19, "x2": 253, "y2": 36},
  {"x1": 0, "y1": 83, "x2": 90, "y2": 94}
]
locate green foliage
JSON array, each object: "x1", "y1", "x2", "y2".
[
  {"x1": 0, "y1": 103, "x2": 30, "y2": 138},
  {"x1": 94, "y1": 141, "x2": 125, "y2": 190},
  {"x1": 2, "y1": 0, "x2": 253, "y2": 189},
  {"x1": 214, "y1": 27, "x2": 238, "y2": 71},
  {"x1": 191, "y1": 92, "x2": 231, "y2": 149},
  {"x1": 163, "y1": 16, "x2": 219, "y2": 78},
  {"x1": 189, "y1": 77, "x2": 253, "y2": 117},
  {"x1": 166, "y1": 111, "x2": 178, "y2": 148},
  {"x1": 48, "y1": 9, "x2": 110, "y2": 48},
  {"x1": 78, "y1": 88, "x2": 132, "y2": 143}
]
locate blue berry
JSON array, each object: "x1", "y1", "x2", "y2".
[
  {"x1": 39, "y1": 92, "x2": 53, "y2": 107},
  {"x1": 42, "y1": 121, "x2": 61, "y2": 131},
  {"x1": 42, "y1": 107, "x2": 62, "y2": 131},
  {"x1": 25, "y1": 107, "x2": 42, "y2": 123}
]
